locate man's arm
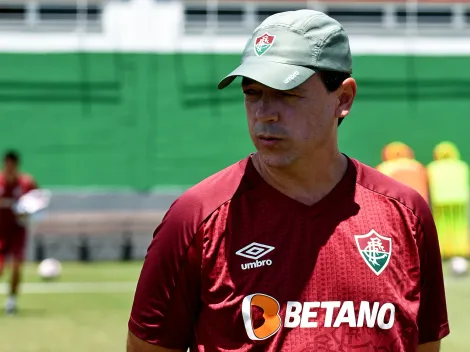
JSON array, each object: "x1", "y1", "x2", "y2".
[
  {"x1": 127, "y1": 195, "x2": 203, "y2": 349},
  {"x1": 417, "y1": 341, "x2": 441, "y2": 352},
  {"x1": 127, "y1": 331, "x2": 185, "y2": 352},
  {"x1": 415, "y1": 197, "x2": 450, "y2": 346}
]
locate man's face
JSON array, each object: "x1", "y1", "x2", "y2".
[
  {"x1": 3, "y1": 159, "x2": 18, "y2": 176},
  {"x1": 242, "y1": 74, "x2": 342, "y2": 168}
]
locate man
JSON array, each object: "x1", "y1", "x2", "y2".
[
  {"x1": 376, "y1": 142, "x2": 429, "y2": 203},
  {"x1": 128, "y1": 10, "x2": 449, "y2": 352},
  {"x1": 0, "y1": 150, "x2": 37, "y2": 314}
]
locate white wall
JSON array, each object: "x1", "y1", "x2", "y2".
[{"x1": 0, "y1": 0, "x2": 469, "y2": 54}]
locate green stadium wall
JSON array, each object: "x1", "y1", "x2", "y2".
[{"x1": 1, "y1": 53, "x2": 469, "y2": 190}]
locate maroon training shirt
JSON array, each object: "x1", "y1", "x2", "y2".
[
  {"x1": 0, "y1": 173, "x2": 38, "y2": 259},
  {"x1": 129, "y1": 155, "x2": 449, "y2": 351},
  {"x1": 0, "y1": 173, "x2": 37, "y2": 232}
]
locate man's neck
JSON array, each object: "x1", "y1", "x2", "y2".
[{"x1": 252, "y1": 150, "x2": 348, "y2": 206}]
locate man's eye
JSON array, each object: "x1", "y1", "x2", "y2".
[
  {"x1": 243, "y1": 89, "x2": 259, "y2": 95},
  {"x1": 281, "y1": 91, "x2": 297, "y2": 97}
]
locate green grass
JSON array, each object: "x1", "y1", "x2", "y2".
[
  {"x1": 0, "y1": 262, "x2": 142, "y2": 352},
  {"x1": 0, "y1": 261, "x2": 468, "y2": 351},
  {"x1": 441, "y1": 261, "x2": 470, "y2": 352},
  {"x1": 17, "y1": 261, "x2": 143, "y2": 283}
]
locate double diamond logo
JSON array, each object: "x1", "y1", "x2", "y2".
[{"x1": 236, "y1": 242, "x2": 275, "y2": 260}]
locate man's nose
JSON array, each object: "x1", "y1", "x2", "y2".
[{"x1": 255, "y1": 95, "x2": 279, "y2": 123}]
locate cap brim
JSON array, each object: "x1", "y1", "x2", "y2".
[{"x1": 218, "y1": 61, "x2": 315, "y2": 91}]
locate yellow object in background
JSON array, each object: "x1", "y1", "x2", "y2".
[{"x1": 427, "y1": 142, "x2": 470, "y2": 259}]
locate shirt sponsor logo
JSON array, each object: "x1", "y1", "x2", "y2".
[
  {"x1": 242, "y1": 293, "x2": 396, "y2": 341},
  {"x1": 354, "y1": 229, "x2": 392, "y2": 275},
  {"x1": 236, "y1": 242, "x2": 275, "y2": 270}
]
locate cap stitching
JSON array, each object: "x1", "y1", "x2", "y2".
[
  {"x1": 306, "y1": 39, "x2": 321, "y2": 67},
  {"x1": 246, "y1": 58, "x2": 315, "y2": 67},
  {"x1": 315, "y1": 28, "x2": 347, "y2": 68},
  {"x1": 301, "y1": 14, "x2": 343, "y2": 66},
  {"x1": 257, "y1": 23, "x2": 305, "y2": 35},
  {"x1": 299, "y1": 13, "x2": 338, "y2": 32},
  {"x1": 319, "y1": 27, "x2": 346, "y2": 49}
]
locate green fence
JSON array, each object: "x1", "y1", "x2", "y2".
[{"x1": 1, "y1": 53, "x2": 469, "y2": 189}]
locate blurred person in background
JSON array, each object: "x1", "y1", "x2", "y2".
[
  {"x1": 127, "y1": 10, "x2": 448, "y2": 352},
  {"x1": 0, "y1": 150, "x2": 38, "y2": 314},
  {"x1": 376, "y1": 141, "x2": 430, "y2": 204},
  {"x1": 427, "y1": 142, "x2": 470, "y2": 259}
]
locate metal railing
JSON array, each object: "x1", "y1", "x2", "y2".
[
  {"x1": 0, "y1": 0, "x2": 104, "y2": 32},
  {"x1": 182, "y1": 0, "x2": 470, "y2": 36}
]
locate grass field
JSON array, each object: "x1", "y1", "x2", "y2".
[
  {"x1": 0, "y1": 261, "x2": 469, "y2": 351},
  {"x1": 0, "y1": 262, "x2": 139, "y2": 352}
]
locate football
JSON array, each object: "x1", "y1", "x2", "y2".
[
  {"x1": 38, "y1": 258, "x2": 62, "y2": 280},
  {"x1": 450, "y1": 256, "x2": 469, "y2": 276}
]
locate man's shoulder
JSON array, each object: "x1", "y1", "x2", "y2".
[
  {"x1": 19, "y1": 173, "x2": 34, "y2": 182},
  {"x1": 352, "y1": 158, "x2": 429, "y2": 217},
  {"x1": 19, "y1": 173, "x2": 36, "y2": 188},
  {"x1": 163, "y1": 157, "x2": 250, "y2": 226}
]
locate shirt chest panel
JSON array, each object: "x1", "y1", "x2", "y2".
[
  {"x1": 0, "y1": 182, "x2": 24, "y2": 199},
  {"x1": 201, "y1": 205, "x2": 421, "y2": 323}
]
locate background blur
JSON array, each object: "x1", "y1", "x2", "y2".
[{"x1": 0, "y1": 0, "x2": 469, "y2": 351}]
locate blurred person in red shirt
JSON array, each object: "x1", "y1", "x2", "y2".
[{"x1": 0, "y1": 150, "x2": 37, "y2": 314}]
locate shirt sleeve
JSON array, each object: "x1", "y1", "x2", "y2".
[
  {"x1": 128, "y1": 197, "x2": 203, "y2": 349},
  {"x1": 23, "y1": 175, "x2": 38, "y2": 192},
  {"x1": 416, "y1": 200, "x2": 450, "y2": 344}
]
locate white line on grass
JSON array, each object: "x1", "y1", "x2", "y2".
[
  {"x1": 0, "y1": 282, "x2": 136, "y2": 294},
  {"x1": 1, "y1": 277, "x2": 466, "y2": 295}
]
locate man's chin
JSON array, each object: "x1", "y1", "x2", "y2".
[{"x1": 255, "y1": 151, "x2": 295, "y2": 169}]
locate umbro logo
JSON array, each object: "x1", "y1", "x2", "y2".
[{"x1": 236, "y1": 242, "x2": 275, "y2": 270}]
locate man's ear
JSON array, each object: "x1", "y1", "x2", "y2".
[{"x1": 335, "y1": 77, "x2": 357, "y2": 118}]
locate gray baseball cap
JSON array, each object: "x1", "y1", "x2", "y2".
[{"x1": 218, "y1": 9, "x2": 352, "y2": 91}]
